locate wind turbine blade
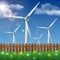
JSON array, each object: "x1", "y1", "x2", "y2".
[
  {"x1": 49, "y1": 18, "x2": 57, "y2": 27},
  {"x1": 39, "y1": 34, "x2": 43, "y2": 39},
  {"x1": 26, "y1": 2, "x2": 40, "y2": 17},
  {"x1": 5, "y1": 32, "x2": 13, "y2": 34},
  {"x1": 37, "y1": 27, "x2": 47, "y2": 29},
  {"x1": 14, "y1": 25, "x2": 21, "y2": 32},
  {"x1": 5, "y1": 15, "x2": 24, "y2": 19},
  {"x1": 26, "y1": 21, "x2": 31, "y2": 38}
]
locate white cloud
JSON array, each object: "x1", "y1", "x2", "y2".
[
  {"x1": 0, "y1": 2, "x2": 24, "y2": 20},
  {"x1": 34, "y1": 3, "x2": 60, "y2": 16},
  {"x1": 10, "y1": 4, "x2": 24, "y2": 10}
]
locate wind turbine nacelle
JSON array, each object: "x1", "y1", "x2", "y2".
[{"x1": 25, "y1": 17, "x2": 29, "y2": 21}]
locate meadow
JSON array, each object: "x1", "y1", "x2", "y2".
[{"x1": 0, "y1": 50, "x2": 60, "y2": 60}]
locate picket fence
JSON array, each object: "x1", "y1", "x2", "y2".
[{"x1": 0, "y1": 44, "x2": 60, "y2": 52}]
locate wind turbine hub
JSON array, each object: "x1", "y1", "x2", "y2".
[
  {"x1": 26, "y1": 17, "x2": 29, "y2": 21},
  {"x1": 13, "y1": 32, "x2": 15, "y2": 34},
  {"x1": 48, "y1": 27, "x2": 50, "y2": 30}
]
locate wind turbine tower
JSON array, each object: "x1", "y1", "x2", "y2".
[
  {"x1": 5, "y1": 25, "x2": 21, "y2": 44},
  {"x1": 4, "y1": 2, "x2": 40, "y2": 44},
  {"x1": 33, "y1": 34, "x2": 43, "y2": 44},
  {"x1": 37, "y1": 18, "x2": 57, "y2": 44}
]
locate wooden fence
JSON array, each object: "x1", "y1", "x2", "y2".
[{"x1": 0, "y1": 44, "x2": 60, "y2": 52}]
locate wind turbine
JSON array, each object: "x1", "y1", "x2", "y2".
[
  {"x1": 37, "y1": 18, "x2": 57, "y2": 44},
  {"x1": 33, "y1": 34, "x2": 43, "y2": 44},
  {"x1": 5, "y1": 25, "x2": 21, "y2": 44},
  {"x1": 4, "y1": 2, "x2": 40, "y2": 44}
]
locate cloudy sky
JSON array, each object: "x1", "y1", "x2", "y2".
[{"x1": 0, "y1": 0, "x2": 60, "y2": 44}]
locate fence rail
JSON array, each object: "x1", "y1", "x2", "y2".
[{"x1": 0, "y1": 44, "x2": 60, "y2": 52}]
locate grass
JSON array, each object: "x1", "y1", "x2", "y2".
[{"x1": 0, "y1": 50, "x2": 60, "y2": 60}]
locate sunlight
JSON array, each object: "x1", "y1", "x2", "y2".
[{"x1": 0, "y1": 3, "x2": 8, "y2": 11}]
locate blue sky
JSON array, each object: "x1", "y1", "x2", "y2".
[{"x1": 0, "y1": 0, "x2": 60, "y2": 44}]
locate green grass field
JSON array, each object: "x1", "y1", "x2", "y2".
[{"x1": 0, "y1": 50, "x2": 60, "y2": 60}]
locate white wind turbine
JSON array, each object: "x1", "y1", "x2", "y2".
[
  {"x1": 37, "y1": 18, "x2": 57, "y2": 44},
  {"x1": 33, "y1": 34, "x2": 43, "y2": 44},
  {"x1": 4, "y1": 2, "x2": 40, "y2": 44},
  {"x1": 5, "y1": 25, "x2": 21, "y2": 44}
]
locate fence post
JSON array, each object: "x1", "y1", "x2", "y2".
[
  {"x1": 53, "y1": 44, "x2": 56, "y2": 51},
  {"x1": 9, "y1": 44, "x2": 13, "y2": 52},
  {"x1": 6, "y1": 44, "x2": 9, "y2": 52},
  {"x1": 31, "y1": 44, "x2": 34, "y2": 52},
  {"x1": 58, "y1": 44, "x2": 60, "y2": 51},
  {"x1": 0, "y1": 44, "x2": 2, "y2": 51},
  {"x1": 55, "y1": 44, "x2": 58, "y2": 51},
  {"x1": 16, "y1": 44, "x2": 19, "y2": 52},
  {"x1": 33, "y1": 44, "x2": 36, "y2": 51},
  {"x1": 19, "y1": 44, "x2": 21, "y2": 52},
  {"x1": 47, "y1": 44, "x2": 49, "y2": 51},
  {"x1": 21, "y1": 44, "x2": 24, "y2": 52},
  {"x1": 25, "y1": 44, "x2": 30, "y2": 51},
  {"x1": 49, "y1": 44, "x2": 52, "y2": 51},
  {"x1": 28, "y1": 44, "x2": 30, "y2": 51},
  {"x1": 37, "y1": 44, "x2": 39, "y2": 52},
  {"x1": 25, "y1": 44, "x2": 27, "y2": 51},
  {"x1": 47, "y1": 44, "x2": 52, "y2": 51},
  {"x1": 41, "y1": 44, "x2": 43, "y2": 51},
  {"x1": 2, "y1": 44, "x2": 4, "y2": 51},
  {"x1": 37, "y1": 44, "x2": 41, "y2": 52},
  {"x1": 12, "y1": 44, "x2": 16, "y2": 52},
  {"x1": 43, "y1": 44, "x2": 47, "y2": 52},
  {"x1": 3, "y1": 44, "x2": 8, "y2": 51}
]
